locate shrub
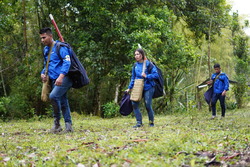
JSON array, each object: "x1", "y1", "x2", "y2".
[
  {"x1": 102, "y1": 102, "x2": 119, "y2": 118},
  {"x1": 0, "y1": 97, "x2": 11, "y2": 121}
]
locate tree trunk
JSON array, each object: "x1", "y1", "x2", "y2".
[
  {"x1": 207, "y1": 18, "x2": 213, "y2": 78},
  {"x1": 196, "y1": 88, "x2": 202, "y2": 110},
  {"x1": 22, "y1": 0, "x2": 28, "y2": 56},
  {"x1": 207, "y1": 40, "x2": 211, "y2": 77},
  {"x1": 93, "y1": 81, "x2": 101, "y2": 116},
  {"x1": 0, "y1": 56, "x2": 7, "y2": 97},
  {"x1": 114, "y1": 83, "x2": 120, "y2": 103}
]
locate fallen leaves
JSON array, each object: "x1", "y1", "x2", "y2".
[
  {"x1": 194, "y1": 151, "x2": 215, "y2": 158},
  {"x1": 175, "y1": 151, "x2": 188, "y2": 156},
  {"x1": 205, "y1": 156, "x2": 221, "y2": 166},
  {"x1": 3, "y1": 157, "x2": 10, "y2": 162},
  {"x1": 220, "y1": 152, "x2": 240, "y2": 161},
  {"x1": 27, "y1": 152, "x2": 36, "y2": 158},
  {"x1": 1, "y1": 109, "x2": 249, "y2": 166},
  {"x1": 81, "y1": 142, "x2": 95, "y2": 146},
  {"x1": 77, "y1": 163, "x2": 85, "y2": 167},
  {"x1": 125, "y1": 139, "x2": 148, "y2": 142},
  {"x1": 66, "y1": 147, "x2": 78, "y2": 152},
  {"x1": 123, "y1": 158, "x2": 133, "y2": 163}
]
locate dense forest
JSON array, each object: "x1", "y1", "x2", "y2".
[{"x1": 0, "y1": 0, "x2": 249, "y2": 120}]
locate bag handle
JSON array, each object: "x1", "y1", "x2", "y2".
[
  {"x1": 141, "y1": 60, "x2": 146, "y2": 76},
  {"x1": 44, "y1": 42, "x2": 55, "y2": 76}
]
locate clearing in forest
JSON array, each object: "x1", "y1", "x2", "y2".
[{"x1": 0, "y1": 109, "x2": 249, "y2": 166}]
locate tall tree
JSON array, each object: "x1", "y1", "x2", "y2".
[
  {"x1": 22, "y1": 0, "x2": 28, "y2": 56},
  {"x1": 165, "y1": 0, "x2": 231, "y2": 76},
  {"x1": 230, "y1": 12, "x2": 249, "y2": 108}
]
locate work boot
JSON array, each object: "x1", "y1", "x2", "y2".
[
  {"x1": 50, "y1": 119, "x2": 62, "y2": 133},
  {"x1": 210, "y1": 115, "x2": 216, "y2": 120},
  {"x1": 64, "y1": 122, "x2": 74, "y2": 133},
  {"x1": 149, "y1": 120, "x2": 154, "y2": 127},
  {"x1": 149, "y1": 123, "x2": 154, "y2": 127},
  {"x1": 133, "y1": 124, "x2": 143, "y2": 128}
]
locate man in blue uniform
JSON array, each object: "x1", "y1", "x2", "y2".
[
  {"x1": 40, "y1": 27, "x2": 73, "y2": 132},
  {"x1": 207, "y1": 64, "x2": 229, "y2": 119}
]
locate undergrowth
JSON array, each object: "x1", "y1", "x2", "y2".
[{"x1": 0, "y1": 108, "x2": 249, "y2": 167}]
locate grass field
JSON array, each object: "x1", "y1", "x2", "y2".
[{"x1": 0, "y1": 108, "x2": 249, "y2": 167}]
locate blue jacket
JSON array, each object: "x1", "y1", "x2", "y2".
[
  {"x1": 211, "y1": 72, "x2": 229, "y2": 93},
  {"x1": 41, "y1": 41, "x2": 71, "y2": 80},
  {"x1": 128, "y1": 60, "x2": 159, "y2": 91}
]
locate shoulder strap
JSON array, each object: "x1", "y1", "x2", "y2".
[
  {"x1": 55, "y1": 42, "x2": 71, "y2": 60},
  {"x1": 148, "y1": 61, "x2": 154, "y2": 72},
  {"x1": 212, "y1": 72, "x2": 222, "y2": 86},
  {"x1": 218, "y1": 73, "x2": 228, "y2": 82},
  {"x1": 132, "y1": 61, "x2": 149, "y2": 76},
  {"x1": 45, "y1": 42, "x2": 55, "y2": 76},
  {"x1": 133, "y1": 63, "x2": 136, "y2": 75}
]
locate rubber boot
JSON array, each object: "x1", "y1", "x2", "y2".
[
  {"x1": 50, "y1": 119, "x2": 62, "y2": 133},
  {"x1": 64, "y1": 122, "x2": 73, "y2": 133}
]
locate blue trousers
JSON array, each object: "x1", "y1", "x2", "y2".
[
  {"x1": 49, "y1": 76, "x2": 73, "y2": 124},
  {"x1": 211, "y1": 93, "x2": 226, "y2": 117},
  {"x1": 132, "y1": 87, "x2": 155, "y2": 125}
]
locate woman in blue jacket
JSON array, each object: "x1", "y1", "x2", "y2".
[{"x1": 126, "y1": 48, "x2": 159, "y2": 128}]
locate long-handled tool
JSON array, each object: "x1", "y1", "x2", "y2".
[
  {"x1": 49, "y1": 14, "x2": 64, "y2": 42},
  {"x1": 197, "y1": 84, "x2": 208, "y2": 88}
]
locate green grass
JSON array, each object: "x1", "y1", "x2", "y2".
[{"x1": 0, "y1": 108, "x2": 249, "y2": 167}]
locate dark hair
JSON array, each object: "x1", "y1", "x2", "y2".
[
  {"x1": 214, "y1": 63, "x2": 220, "y2": 68},
  {"x1": 135, "y1": 48, "x2": 146, "y2": 60},
  {"x1": 39, "y1": 27, "x2": 52, "y2": 35}
]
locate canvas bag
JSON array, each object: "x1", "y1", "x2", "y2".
[
  {"x1": 41, "y1": 43, "x2": 54, "y2": 102},
  {"x1": 130, "y1": 61, "x2": 146, "y2": 102}
]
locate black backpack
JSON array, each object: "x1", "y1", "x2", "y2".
[
  {"x1": 133, "y1": 61, "x2": 164, "y2": 98},
  {"x1": 56, "y1": 42, "x2": 90, "y2": 89},
  {"x1": 148, "y1": 62, "x2": 164, "y2": 98}
]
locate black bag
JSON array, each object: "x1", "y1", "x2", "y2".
[
  {"x1": 119, "y1": 93, "x2": 133, "y2": 116},
  {"x1": 148, "y1": 62, "x2": 164, "y2": 98},
  {"x1": 204, "y1": 87, "x2": 213, "y2": 105},
  {"x1": 56, "y1": 42, "x2": 90, "y2": 89},
  {"x1": 204, "y1": 73, "x2": 223, "y2": 105}
]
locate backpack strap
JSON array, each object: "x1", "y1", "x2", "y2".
[
  {"x1": 218, "y1": 73, "x2": 228, "y2": 83},
  {"x1": 44, "y1": 42, "x2": 55, "y2": 76},
  {"x1": 212, "y1": 72, "x2": 222, "y2": 86},
  {"x1": 132, "y1": 63, "x2": 136, "y2": 76},
  {"x1": 133, "y1": 61, "x2": 152, "y2": 74},
  {"x1": 55, "y1": 42, "x2": 71, "y2": 60},
  {"x1": 147, "y1": 61, "x2": 154, "y2": 73},
  {"x1": 132, "y1": 60, "x2": 156, "y2": 76}
]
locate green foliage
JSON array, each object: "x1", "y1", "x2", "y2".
[
  {"x1": 232, "y1": 61, "x2": 248, "y2": 108},
  {"x1": 233, "y1": 35, "x2": 249, "y2": 60},
  {"x1": 102, "y1": 102, "x2": 120, "y2": 118},
  {"x1": 0, "y1": 0, "x2": 249, "y2": 118},
  {"x1": 0, "y1": 109, "x2": 249, "y2": 166},
  {"x1": 226, "y1": 101, "x2": 237, "y2": 110},
  {"x1": 0, "y1": 97, "x2": 11, "y2": 120},
  {"x1": 230, "y1": 12, "x2": 240, "y2": 36},
  {"x1": 231, "y1": 12, "x2": 250, "y2": 109},
  {"x1": 166, "y1": 0, "x2": 231, "y2": 41}
]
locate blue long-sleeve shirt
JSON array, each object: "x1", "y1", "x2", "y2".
[
  {"x1": 128, "y1": 60, "x2": 159, "y2": 91},
  {"x1": 211, "y1": 72, "x2": 229, "y2": 93},
  {"x1": 41, "y1": 41, "x2": 71, "y2": 80}
]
